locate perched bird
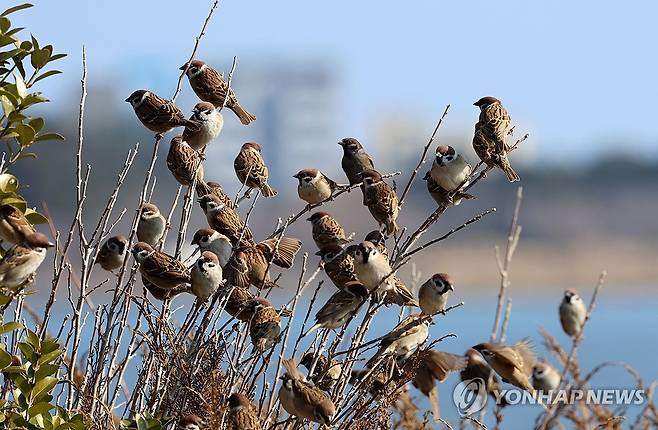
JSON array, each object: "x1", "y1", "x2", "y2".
[
  {"x1": 359, "y1": 170, "x2": 399, "y2": 234},
  {"x1": 366, "y1": 313, "x2": 430, "y2": 368},
  {"x1": 191, "y1": 251, "x2": 224, "y2": 302},
  {"x1": 418, "y1": 273, "x2": 454, "y2": 315},
  {"x1": 348, "y1": 241, "x2": 416, "y2": 306},
  {"x1": 293, "y1": 169, "x2": 341, "y2": 205},
  {"x1": 307, "y1": 212, "x2": 350, "y2": 249},
  {"x1": 363, "y1": 230, "x2": 388, "y2": 257},
  {"x1": 411, "y1": 350, "x2": 467, "y2": 397},
  {"x1": 195, "y1": 180, "x2": 235, "y2": 209},
  {"x1": 350, "y1": 369, "x2": 388, "y2": 398},
  {"x1": 223, "y1": 285, "x2": 256, "y2": 322},
  {"x1": 423, "y1": 171, "x2": 475, "y2": 207},
  {"x1": 166, "y1": 136, "x2": 204, "y2": 187},
  {"x1": 125, "y1": 90, "x2": 197, "y2": 135},
  {"x1": 178, "y1": 414, "x2": 205, "y2": 430},
  {"x1": 95, "y1": 235, "x2": 128, "y2": 272},
  {"x1": 279, "y1": 358, "x2": 335, "y2": 425},
  {"x1": 136, "y1": 203, "x2": 166, "y2": 247},
  {"x1": 315, "y1": 245, "x2": 359, "y2": 290},
  {"x1": 472, "y1": 96, "x2": 520, "y2": 182},
  {"x1": 181, "y1": 59, "x2": 256, "y2": 125},
  {"x1": 224, "y1": 238, "x2": 302, "y2": 288},
  {"x1": 227, "y1": 393, "x2": 261, "y2": 430},
  {"x1": 234, "y1": 142, "x2": 276, "y2": 197},
  {"x1": 304, "y1": 280, "x2": 369, "y2": 336},
  {"x1": 0, "y1": 232, "x2": 53, "y2": 288},
  {"x1": 191, "y1": 228, "x2": 232, "y2": 268},
  {"x1": 460, "y1": 348, "x2": 502, "y2": 399},
  {"x1": 532, "y1": 361, "x2": 561, "y2": 392},
  {"x1": 132, "y1": 242, "x2": 191, "y2": 292},
  {"x1": 338, "y1": 137, "x2": 375, "y2": 186},
  {"x1": 182, "y1": 101, "x2": 223, "y2": 151},
  {"x1": 0, "y1": 204, "x2": 35, "y2": 245},
  {"x1": 429, "y1": 145, "x2": 472, "y2": 191},
  {"x1": 198, "y1": 194, "x2": 252, "y2": 245},
  {"x1": 472, "y1": 340, "x2": 536, "y2": 393},
  {"x1": 559, "y1": 289, "x2": 587, "y2": 337},
  {"x1": 300, "y1": 352, "x2": 343, "y2": 392},
  {"x1": 248, "y1": 297, "x2": 281, "y2": 351}
]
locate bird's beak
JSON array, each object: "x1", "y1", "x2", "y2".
[
  {"x1": 337, "y1": 141, "x2": 344, "y2": 146},
  {"x1": 448, "y1": 284, "x2": 454, "y2": 291},
  {"x1": 197, "y1": 198, "x2": 203, "y2": 203},
  {"x1": 314, "y1": 250, "x2": 322, "y2": 256},
  {"x1": 179, "y1": 63, "x2": 188, "y2": 71},
  {"x1": 124, "y1": 97, "x2": 131, "y2": 102},
  {"x1": 47, "y1": 242, "x2": 55, "y2": 248},
  {"x1": 292, "y1": 174, "x2": 299, "y2": 179},
  {"x1": 306, "y1": 216, "x2": 314, "y2": 221}
]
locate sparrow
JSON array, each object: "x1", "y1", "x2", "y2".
[
  {"x1": 293, "y1": 169, "x2": 340, "y2": 205},
  {"x1": 410, "y1": 350, "x2": 467, "y2": 397},
  {"x1": 182, "y1": 101, "x2": 223, "y2": 151},
  {"x1": 227, "y1": 393, "x2": 261, "y2": 430},
  {"x1": 472, "y1": 339, "x2": 536, "y2": 393},
  {"x1": 472, "y1": 96, "x2": 520, "y2": 182},
  {"x1": 350, "y1": 369, "x2": 388, "y2": 397},
  {"x1": 299, "y1": 352, "x2": 343, "y2": 392},
  {"x1": 95, "y1": 235, "x2": 128, "y2": 272},
  {"x1": 461, "y1": 348, "x2": 502, "y2": 399},
  {"x1": 181, "y1": 59, "x2": 256, "y2": 125},
  {"x1": 279, "y1": 358, "x2": 336, "y2": 424},
  {"x1": 125, "y1": 90, "x2": 197, "y2": 135},
  {"x1": 234, "y1": 142, "x2": 276, "y2": 197},
  {"x1": 132, "y1": 242, "x2": 191, "y2": 292},
  {"x1": 190, "y1": 251, "x2": 223, "y2": 302},
  {"x1": 359, "y1": 170, "x2": 399, "y2": 235},
  {"x1": 429, "y1": 145, "x2": 472, "y2": 191},
  {"x1": 418, "y1": 273, "x2": 454, "y2": 315},
  {"x1": 248, "y1": 297, "x2": 281, "y2": 352},
  {"x1": 559, "y1": 289, "x2": 586, "y2": 337},
  {"x1": 198, "y1": 194, "x2": 252, "y2": 245},
  {"x1": 141, "y1": 274, "x2": 188, "y2": 301},
  {"x1": 178, "y1": 414, "x2": 205, "y2": 430},
  {"x1": 196, "y1": 180, "x2": 235, "y2": 209},
  {"x1": 136, "y1": 203, "x2": 166, "y2": 247},
  {"x1": 223, "y1": 237, "x2": 302, "y2": 289},
  {"x1": 166, "y1": 136, "x2": 204, "y2": 187},
  {"x1": 223, "y1": 285, "x2": 256, "y2": 322},
  {"x1": 315, "y1": 244, "x2": 359, "y2": 290},
  {"x1": 191, "y1": 228, "x2": 232, "y2": 268},
  {"x1": 0, "y1": 204, "x2": 35, "y2": 245},
  {"x1": 423, "y1": 171, "x2": 475, "y2": 207},
  {"x1": 363, "y1": 230, "x2": 388, "y2": 257},
  {"x1": 365, "y1": 313, "x2": 430, "y2": 368},
  {"x1": 338, "y1": 137, "x2": 375, "y2": 186},
  {"x1": 532, "y1": 361, "x2": 561, "y2": 392},
  {"x1": 304, "y1": 280, "x2": 369, "y2": 336},
  {"x1": 307, "y1": 212, "x2": 350, "y2": 249},
  {"x1": 348, "y1": 241, "x2": 416, "y2": 306},
  {"x1": 0, "y1": 232, "x2": 53, "y2": 288}
]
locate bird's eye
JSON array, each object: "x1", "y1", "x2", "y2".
[
  {"x1": 190, "y1": 66, "x2": 198, "y2": 74},
  {"x1": 201, "y1": 236, "x2": 208, "y2": 243},
  {"x1": 109, "y1": 243, "x2": 118, "y2": 250},
  {"x1": 348, "y1": 144, "x2": 357, "y2": 151},
  {"x1": 303, "y1": 177, "x2": 311, "y2": 183},
  {"x1": 371, "y1": 249, "x2": 377, "y2": 255}
]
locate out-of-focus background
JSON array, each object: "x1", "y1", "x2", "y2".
[{"x1": 8, "y1": 0, "x2": 658, "y2": 426}]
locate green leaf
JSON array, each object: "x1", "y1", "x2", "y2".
[
  {"x1": 31, "y1": 376, "x2": 58, "y2": 402},
  {"x1": 15, "y1": 123, "x2": 35, "y2": 146},
  {"x1": 0, "y1": 321, "x2": 23, "y2": 334},
  {"x1": 33, "y1": 69, "x2": 62, "y2": 84},
  {"x1": 0, "y1": 94, "x2": 13, "y2": 116},
  {"x1": 26, "y1": 329, "x2": 40, "y2": 349},
  {"x1": 0, "y1": 348, "x2": 12, "y2": 369},
  {"x1": 0, "y1": 17, "x2": 10, "y2": 33},
  {"x1": 0, "y1": 197, "x2": 26, "y2": 211},
  {"x1": 31, "y1": 48, "x2": 50, "y2": 69},
  {"x1": 0, "y1": 173, "x2": 19, "y2": 193},
  {"x1": 1, "y1": 4, "x2": 33, "y2": 17},
  {"x1": 17, "y1": 341, "x2": 35, "y2": 363},
  {"x1": 14, "y1": 70, "x2": 26, "y2": 98},
  {"x1": 28, "y1": 117, "x2": 44, "y2": 133},
  {"x1": 16, "y1": 151, "x2": 37, "y2": 160},
  {"x1": 48, "y1": 53, "x2": 66, "y2": 62},
  {"x1": 20, "y1": 92, "x2": 49, "y2": 108},
  {"x1": 27, "y1": 401, "x2": 53, "y2": 418},
  {"x1": 34, "y1": 363, "x2": 58, "y2": 381},
  {"x1": 35, "y1": 132, "x2": 64, "y2": 142},
  {"x1": 24, "y1": 208, "x2": 48, "y2": 225}
]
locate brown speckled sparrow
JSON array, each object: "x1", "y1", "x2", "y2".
[
  {"x1": 234, "y1": 142, "x2": 276, "y2": 197},
  {"x1": 137, "y1": 203, "x2": 166, "y2": 247},
  {"x1": 141, "y1": 274, "x2": 188, "y2": 301},
  {"x1": 363, "y1": 230, "x2": 388, "y2": 257},
  {"x1": 166, "y1": 136, "x2": 204, "y2": 187},
  {"x1": 472, "y1": 339, "x2": 536, "y2": 393},
  {"x1": 0, "y1": 204, "x2": 35, "y2": 245},
  {"x1": 349, "y1": 368, "x2": 388, "y2": 397},
  {"x1": 195, "y1": 180, "x2": 235, "y2": 209},
  {"x1": 300, "y1": 352, "x2": 343, "y2": 392},
  {"x1": 0, "y1": 232, "x2": 53, "y2": 288},
  {"x1": 461, "y1": 348, "x2": 502, "y2": 399},
  {"x1": 304, "y1": 280, "x2": 369, "y2": 335},
  {"x1": 423, "y1": 171, "x2": 476, "y2": 207},
  {"x1": 224, "y1": 238, "x2": 302, "y2": 288},
  {"x1": 248, "y1": 297, "x2": 281, "y2": 352},
  {"x1": 181, "y1": 59, "x2": 256, "y2": 125},
  {"x1": 191, "y1": 251, "x2": 223, "y2": 302},
  {"x1": 307, "y1": 212, "x2": 350, "y2": 249},
  {"x1": 559, "y1": 289, "x2": 586, "y2": 337},
  {"x1": 198, "y1": 194, "x2": 252, "y2": 245},
  {"x1": 95, "y1": 235, "x2": 128, "y2": 272},
  {"x1": 359, "y1": 170, "x2": 399, "y2": 234},
  {"x1": 338, "y1": 137, "x2": 375, "y2": 186},
  {"x1": 279, "y1": 358, "x2": 336, "y2": 424},
  {"x1": 532, "y1": 361, "x2": 561, "y2": 392},
  {"x1": 191, "y1": 228, "x2": 232, "y2": 268},
  {"x1": 430, "y1": 145, "x2": 472, "y2": 191},
  {"x1": 178, "y1": 414, "x2": 205, "y2": 430},
  {"x1": 418, "y1": 273, "x2": 454, "y2": 315},
  {"x1": 227, "y1": 393, "x2": 261, "y2": 430},
  {"x1": 366, "y1": 313, "x2": 430, "y2": 368},
  {"x1": 182, "y1": 101, "x2": 223, "y2": 151},
  {"x1": 410, "y1": 350, "x2": 467, "y2": 398},
  {"x1": 473, "y1": 96, "x2": 519, "y2": 182},
  {"x1": 125, "y1": 90, "x2": 197, "y2": 136},
  {"x1": 293, "y1": 169, "x2": 341, "y2": 205},
  {"x1": 315, "y1": 245, "x2": 358, "y2": 290},
  {"x1": 223, "y1": 285, "x2": 256, "y2": 322},
  {"x1": 132, "y1": 242, "x2": 191, "y2": 292}
]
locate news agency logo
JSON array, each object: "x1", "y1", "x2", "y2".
[{"x1": 452, "y1": 378, "x2": 487, "y2": 416}]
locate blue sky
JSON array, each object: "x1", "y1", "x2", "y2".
[{"x1": 14, "y1": 0, "x2": 658, "y2": 162}]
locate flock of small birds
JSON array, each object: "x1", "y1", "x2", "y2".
[{"x1": 0, "y1": 58, "x2": 589, "y2": 429}]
